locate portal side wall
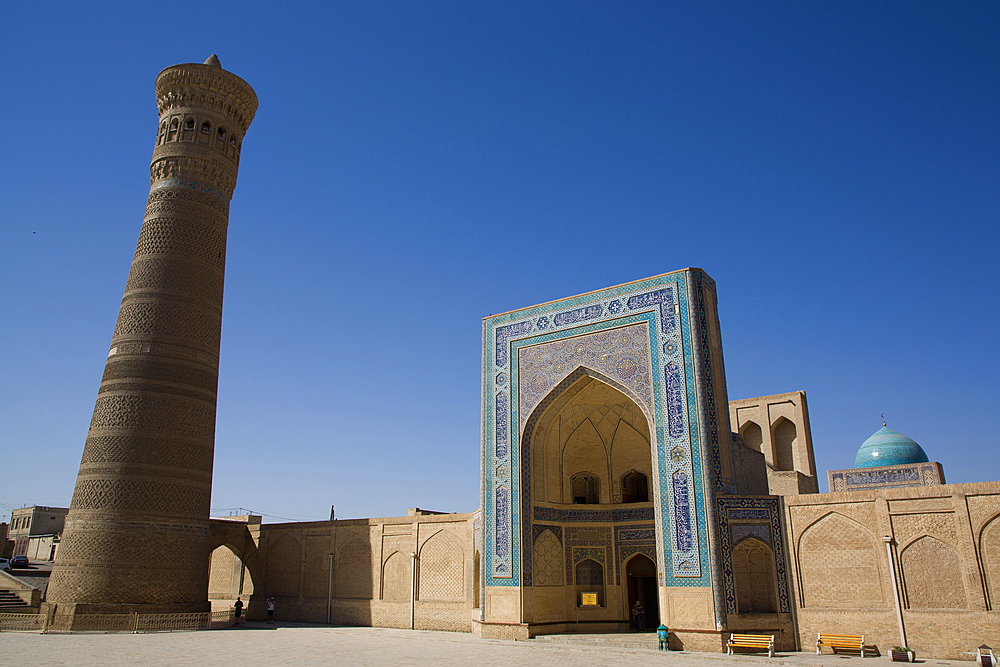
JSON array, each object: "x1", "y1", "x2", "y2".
[
  {"x1": 254, "y1": 512, "x2": 477, "y2": 632},
  {"x1": 783, "y1": 481, "x2": 1000, "y2": 660}
]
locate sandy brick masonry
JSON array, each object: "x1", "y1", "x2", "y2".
[
  {"x1": 46, "y1": 56, "x2": 257, "y2": 621},
  {"x1": 783, "y1": 481, "x2": 1000, "y2": 660}
]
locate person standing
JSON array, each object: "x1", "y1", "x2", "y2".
[
  {"x1": 632, "y1": 601, "x2": 645, "y2": 632},
  {"x1": 234, "y1": 597, "x2": 244, "y2": 625},
  {"x1": 267, "y1": 597, "x2": 275, "y2": 623}
]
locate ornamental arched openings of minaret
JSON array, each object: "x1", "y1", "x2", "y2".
[{"x1": 47, "y1": 55, "x2": 257, "y2": 620}]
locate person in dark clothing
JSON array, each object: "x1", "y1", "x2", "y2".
[
  {"x1": 234, "y1": 597, "x2": 244, "y2": 624},
  {"x1": 632, "y1": 601, "x2": 645, "y2": 632}
]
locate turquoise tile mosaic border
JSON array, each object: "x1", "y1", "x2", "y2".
[{"x1": 482, "y1": 270, "x2": 718, "y2": 590}]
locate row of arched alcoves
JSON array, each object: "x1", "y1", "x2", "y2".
[
  {"x1": 740, "y1": 417, "x2": 798, "y2": 471},
  {"x1": 208, "y1": 528, "x2": 473, "y2": 604},
  {"x1": 157, "y1": 115, "x2": 242, "y2": 162},
  {"x1": 791, "y1": 509, "x2": 1000, "y2": 611}
]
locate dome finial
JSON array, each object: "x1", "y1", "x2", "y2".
[
  {"x1": 881, "y1": 413, "x2": 886, "y2": 427},
  {"x1": 204, "y1": 54, "x2": 222, "y2": 68}
]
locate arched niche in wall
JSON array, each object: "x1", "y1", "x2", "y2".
[
  {"x1": 209, "y1": 544, "x2": 254, "y2": 599},
  {"x1": 732, "y1": 537, "x2": 776, "y2": 614},
  {"x1": 620, "y1": 470, "x2": 649, "y2": 503},
  {"x1": 796, "y1": 512, "x2": 884, "y2": 608},
  {"x1": 418, "y1": 530, "x2": 464, "y2": 601},
  {"x1": 981, "y1": 515, "x2": 1000, "y2": 610},
  {"x1": 335, "y1": 538, "x2": 373, "y2": 599},
  {"x1": 900, "y1": 535, "x2": 966, "y2": 609},
  {"x1": 575, "y1": 558, "x2": 605, "y2": 607},
  {"x1": 741, "y1": 421, "x2": 763, "y2": 454},
  {"x1": 524, "y1": 369, "x2": 652, "y2": 507},
  {"x1": 381, "y1": 551, "x2": 410, "y2": 602},
  {"x1": 772, "y1": 417, "x2": 796, "y2": 471}
]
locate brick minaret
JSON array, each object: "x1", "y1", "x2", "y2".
[{"x1": 48, "y1": 56, "x2": 257, "y2": 616}]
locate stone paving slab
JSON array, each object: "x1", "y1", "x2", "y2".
[{"x1": 0, "y1": 624, "x2": 974, "y2": 667}]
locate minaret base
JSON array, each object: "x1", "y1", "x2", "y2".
[{"x1": 44, "y1": 600, "x2": 213, "y2": 632}]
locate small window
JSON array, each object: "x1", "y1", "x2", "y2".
[
  {"x1": 167, "y1": 118, "x2": 179, "y2": 142},
  {"x1": 571, "y1": 474, "x2": 600, "y2": 504},
  {"x1": 182, "y1": 118, "x2": 195, "y2": 142},
  {"x1": 217, "y1": 127, "x2": 226, "y2": 141},
  {"x1": 621, "y1": 471, "x2": 649, "y2": 503},
  {"x1": 201, "y1": 121, "x2": 211, "y2": 134}
]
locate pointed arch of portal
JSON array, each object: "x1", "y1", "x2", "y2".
[{"x1": 520, "y1": 364, "x2": 654, "y2": 586}]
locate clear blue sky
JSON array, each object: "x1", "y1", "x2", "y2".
[{"x1": 1, "y1": 2, "x2": 997, "y2": 523}]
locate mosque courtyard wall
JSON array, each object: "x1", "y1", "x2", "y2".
[
  {"x1": 782, "y1": 481, "x2": 1000, "y2": 660},
  {"x1": 209, "y1": 511, "x2": 479, "y2": 632}
]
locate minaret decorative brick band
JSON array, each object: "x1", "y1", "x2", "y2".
[{"x1": 47, "y1": 56, "x2": 257, "y2": 615}]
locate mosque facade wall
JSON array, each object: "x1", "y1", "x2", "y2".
[
  {"x1": 217, "y1": 512, "x2": 478, "y2": 631},
  {"x1": 783, "y1": 481, "x2": 1000, "y2": 660}
]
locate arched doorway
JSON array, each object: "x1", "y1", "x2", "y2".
[
  {"x1": 626, "y1": 554, "x2": 658, "y2": 631},
  {"x1": 208, "y1": 544, "x2": 255, "y2": 602}
]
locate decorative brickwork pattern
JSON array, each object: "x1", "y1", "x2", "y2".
[
  {"x1": 133, "y1": 217, "x2": 228, "y2": 269},
  {"x1": 891, "y1": 511, "x2": 957, "y2": 549},
  {"x1": 336, "y1": 539, "x2": 374, "y2": 599},
  {"x1": 88, "y1": 394, "x2": 216, "y2": 438},
  {"x1": 70, "y1": 478, "x2": 211, "y2": 515},
  {"x1": 125, "y1": 258, "x2": 225, "y2": 303},
  {"x1": 532, "y1": 529, "x2": 563, "y2": 586},
  {"x1": 796, "y1": 512, "x2": 885, "y2": 608},
  {"x1": 381, "y1": 552, "x2": 410, "y2": 601},
  {"x1": 900, "y1": 536, "x2": 967, "y2": 609},
  {"x1": 266, "y1": 536, "x2": 302, "y2": 598},
  {"x1": 418, "y1": 531, "x2": 464, "y2": 600},
  {"x1": 112, "y1": 301, "x2": 222, "y2": 350}
]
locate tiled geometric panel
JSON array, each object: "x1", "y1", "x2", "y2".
[
  {"x1": 534, "y1": 506, "x2": 654, "y2": 523},
  {"x1": 731, "y1": 523, "x2": 771, "y2": 547},
  {"x1": 517, "y1": 324, "x2": 653, "y2": 433},
  {"x1": 563, "y1": 527, "x2": 613, "y2": 585},
  {"x1": 614, "y1": 524, "x2": 656, "y2": 585}
]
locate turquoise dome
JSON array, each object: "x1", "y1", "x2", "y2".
[{"x1": 855, "y1": 426, "x2": 928, "y2": 468}]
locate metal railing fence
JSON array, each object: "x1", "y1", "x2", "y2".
[{"x1": 0, "y1": 610, "x2": 234, "y2": 633}]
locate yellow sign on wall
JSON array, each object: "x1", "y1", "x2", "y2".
[{"x1": 581, "y1": 593, "x2": 598, "y2": 606}]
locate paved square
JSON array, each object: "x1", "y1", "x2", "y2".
[{"x1": 0, "y1": 624, "x2": 964, "y2": 667}]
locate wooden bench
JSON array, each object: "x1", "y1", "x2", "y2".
[
  {"x1": 816, "y1": 633, "x2": 866, "y2": 657},
  {"x1": 728, "y1": 633, "x2": 775, "y2": 658}
]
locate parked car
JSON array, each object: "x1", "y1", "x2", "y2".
[
  {"x1": 10, "y1": 555, "x2": 29, "y2": 569},
  {"x1": 0, "y1": 558, "x2": 9, "y2": 572}
]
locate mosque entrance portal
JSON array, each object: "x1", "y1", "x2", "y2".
[{"x1": 626, "y1": 554, "x2": 659, "y2": 630}]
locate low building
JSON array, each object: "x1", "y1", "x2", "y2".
[{"x1": 9, "y1": 507, "x2": 67, "y2": 560}]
